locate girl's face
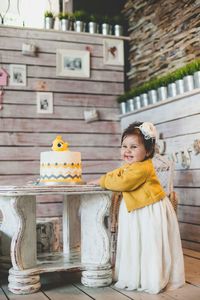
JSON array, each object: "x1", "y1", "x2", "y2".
[{"x1": 121, "y1": 134, "x2": 148, "y2": 164}]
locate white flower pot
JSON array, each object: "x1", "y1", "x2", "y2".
[
  {"x1": 176, "y1": 79, "x2": 184, "y2": 94},
  {"x1": 88, "y1": 22, "x2": 98, "y2": 34},
  {"x1": 134, "y1": 96, "x2": 141, "y2": 110},
  {"x1": 127, "y1": 99, "x2": 135, "y2": 112},
  {"x1": 102, "y1": 23, "x2": 112, "y2": 35},
  {"x1": 183, "y1": 75, "x2": 194, "y2": 92},
  {"x1": 114, "y1": 24, "x2": 123, "y2": 36},
  {"x1": 120, "y1": 102, "x2": 127, "y2": 114},
  {"x1": 193, "y1": 71, "x2": 200, "y2": 88},
  {"x1": 44, "y1": 17, "x2": 54, "y2": 29},
  {"x1": 60, "y1": 19, "x2": 70, "y2": 31},
  {"x1": 74, "y1": 20, "x2": 86, "y2": 32},
  {"x1": 140, "y1": 93, "x2": 148, "y2": 107},
  {"x1": 167, "y1": 83, "x2": 177, "y2": 98},
  {"x1": 148, "y1": 90, "x2": 158, "y2": 104},
  {"x1": 157, "y1": 86, "x2": 167, "y2": 101}
]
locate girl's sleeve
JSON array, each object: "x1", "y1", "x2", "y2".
[{"x1": 99, "y1": 163, "x2": 148, "y2": 192}]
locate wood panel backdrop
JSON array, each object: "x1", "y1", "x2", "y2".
[{"x1": 0, "y1": 26, "x2": 126, "y2": 248}]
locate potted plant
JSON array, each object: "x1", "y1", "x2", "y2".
[
  {"x1": 192, "y1": 59, "x2": 200, "y2": 88},
  {"x1": 112, "y1": 15, "x2": 124, "y2": 36},
  {"x1": 101, "y1": 15, "x2": 112, "y2": 35},
  {"x1": 117, "y1": 93, "x2": 129, "y2": 114},
  {"x1": 73, "y1": 10, "x2": 88, "y2": 32},
  {"x1": 58, "y1": 12, "x2": 71, "y2": 31},
  {"x1": 88, "y1": 14, "x2": 99, "y2": 34},
  {"x1": 44, "y1": 11, "x2": 54, "y2": 29}
]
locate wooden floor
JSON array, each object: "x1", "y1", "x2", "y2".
[{"x1": 0, "y1": 249, "x2": 199, "y2": 300}]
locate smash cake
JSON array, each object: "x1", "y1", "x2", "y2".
[{"x1": 40, "y1": 136, "x2": 82, "y2": 184}]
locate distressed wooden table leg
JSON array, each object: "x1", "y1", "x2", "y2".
[
  {"x1": 2, "y1": 195, "x2": 40, "y2": 294},
  {"x1": 63, "y1": 195, "x2": 81, "y2": 254},
  {"x1": 80, "y1": 192, "x2": 112, "y2": 287}
]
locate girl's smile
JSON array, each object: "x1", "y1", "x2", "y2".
[{"x1": 121, "y1": 134, "x2": 148, "y2": 164}]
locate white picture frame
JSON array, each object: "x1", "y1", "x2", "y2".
[
  {"x1": 36, "y1": 92, "x2": 53, "y2": 114},
  {"x1": 103, "y1": 39, "x2": 124, "y2": 66},
  {"x1": 56, "y1": 49, "x2": 90, "y2": 78},
  {"x1": 9, "y1": 64, "x2": 27, "y2": 86}
]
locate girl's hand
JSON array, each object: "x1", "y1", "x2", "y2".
[{"x1": 87, "y1": 179, "x2": 100, "y2": 185}]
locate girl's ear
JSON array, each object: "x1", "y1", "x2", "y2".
[{"x1": 145, "y1": 150, "x2": 151, "y2": 159}]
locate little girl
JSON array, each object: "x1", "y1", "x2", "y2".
[{"x1": 88, "y1": 121, "x2": 185, "y2": 294}]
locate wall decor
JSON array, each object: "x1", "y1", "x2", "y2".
[
  {"x1": 103, "y1": 39, "x2": 124, "y2": 66},
  {"x1": 83, "y1": 108, "x2": 99, "y2": 123},
  {"x1": 56, "y1": 49, "x2": 90, "y2": 78},
  {"x1": 9, "y1": 64, "x2": 26, "y2": 86},
  {"x1": 0, "y1": 67, "x2": 9, "y2": 86},
  {"x1": 22, "y1": 43, "x2": 37, "y2": 56},
  {"x1": 36, "y1": 92, "x2": 53, "y2": 114}
]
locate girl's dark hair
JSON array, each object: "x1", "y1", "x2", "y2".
[{"x1": 121, "y1": 121, "x2": 155, "y2": 158}]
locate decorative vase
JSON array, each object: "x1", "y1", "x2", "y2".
[
  {"x1": 88, "y1": 22, "x2": 98, "y2": 34},
  {"x1": 148, "y1": 90, "x2": 158, "y2": 104},
  {"x1": 44, "y1": 17, "x2": 54, "y2": 29},
  {"x1": 183, "y1": 75, "x2": 194, "y2": 92},
  {"x1": 127, "y1": 98, "x2": 135, "y2": 112},
  {"x1": 60, "y1": 19, "x2": 70, "y2": 31},
  {"x1": 140, "y1": 93, "x2": 148, "y2": 107},
  {"x1": 120, "y1": 102, "x2": 127, "y2": 114},
  {"x1": 134, "y1": 96, "x2": 141, "y2": 110},
  {"x1": 114, "y1": 24, "x2": 123, "y2": 36},
  {"x1": 167, "y1": 83, "x2": 177, "y2": 98},
  {"x1": 157, "y1": 86, "x2": 167, "y2": 101},
  {"x1": 176, "y1": 79, "x2": 184, "y2": 95},
  {"x1": 193, "y1": 71, "x2": 200, "y2": 88},
  {"x1": 101, "y1": 23, "x2": 112, "y2": 35}
]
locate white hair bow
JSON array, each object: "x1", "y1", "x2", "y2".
[{"x1": 136, "y1": 122, "x2": 157, "y2": 140}]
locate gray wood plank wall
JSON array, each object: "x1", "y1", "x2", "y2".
[
  {"x1": 120, "y1": 91, "x2": 200, "y2": 251},
  {"x1": 0, "y1": 26, "x2": 125, "y2": 237}
]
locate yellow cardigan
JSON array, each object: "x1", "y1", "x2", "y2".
[{"x1": 100, "y1": 159, "x2": 166, "y2": 212}]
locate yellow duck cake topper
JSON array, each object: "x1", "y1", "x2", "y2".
[{"x1": 52, "y1": 135, "x2": 69, "y2": 151}]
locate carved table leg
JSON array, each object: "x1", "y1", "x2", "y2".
[
  {"x1": 8, "y1": 269, "x2": 41, "y2": 294},
  {"x1": 1, "y1": 195, "x2": 39, "y2": 294},
  {"x1": 63, "y1": 195, "x2": 81, "y2": 254},
  {"x1": 80, "y1": 192, "x2": 112, "y2": 287}
]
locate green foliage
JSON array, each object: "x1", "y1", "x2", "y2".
[
  {"x1": 117, "y1": 58, "x2": 200, "y2": 103},
  {"x1": 73, "y1": 10, "x2": 88, "y2": 22},
  {"x1": 89, "y1": 14, "x2": 99, "y2": 23},
  {"x1": 58, "y1": 12, "x2": 71, "y2": 20},
  {"x1": 44, "y1": 11, "x2": 54, "y2": 18},
  {"x1": 101, "y1": 15, "x2": 112, "y2": 24},
  {"x1": 112, "y1": 15, "x2": 124, "y2": 25}
]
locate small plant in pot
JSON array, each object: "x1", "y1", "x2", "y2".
[
  {"x1": 58, "y1": 12, "x2": 71, "y2": 31},
  {"x1": 112, "y1": 15, "x2": 124, "y2": 36},
  {"x1": 73, "y1": 10, "x2": 88, "y2": 32},
  {"x1": 88, "y1": 14, "x2": 99, "y2": 34},
  {"x1": 44, "y1": 11, "x2": 54, "y2": 29},
  {"x1": 101, "y1": 15, "x2": 112, "y2": 35}
]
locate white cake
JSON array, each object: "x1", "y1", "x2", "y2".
[{"x1": 40, "y1": 136, "x2": 82, "y2": 184}]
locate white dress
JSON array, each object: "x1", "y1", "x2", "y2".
[{"x1": 114, "y1": 197, "x2": 185, "y2": 294}]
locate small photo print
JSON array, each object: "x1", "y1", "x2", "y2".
[
  {"x1": 37, "y1": 92, "x2": 53, "y2": 114},
  {"x1": 9, "y1": 64, "x2": 27, "y2": 86}
]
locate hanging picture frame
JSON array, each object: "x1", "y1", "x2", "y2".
[
  {"x1": 36, "y1": 92, "x2": 53, "y2": 114},
  {"x1": 56, "y1": 49, "x2": 90, "y2": 78},
  {"x1": 103, "y1": 39, "x2": 124, "y2": 66},
  {"x1": 9, "y1": 64, "x2": 27, "y2": 86}
]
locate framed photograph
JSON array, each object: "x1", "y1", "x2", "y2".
[
  {"x1": 36, "y1": 92, "x2": 53, "y2": 114},
  {"x1": 9, "y1": 64, "x2": 27, "y2": 86},
  {"x1": 56, "y1": 49, "x2": 90, "y2": 78},
  {"x1": 103, "y1": 39, "x2": 124, "y2": 66}
]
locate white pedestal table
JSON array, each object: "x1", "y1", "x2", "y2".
[{"x1": 0, "y1": 184, "x2": 112, "y2": 294}]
